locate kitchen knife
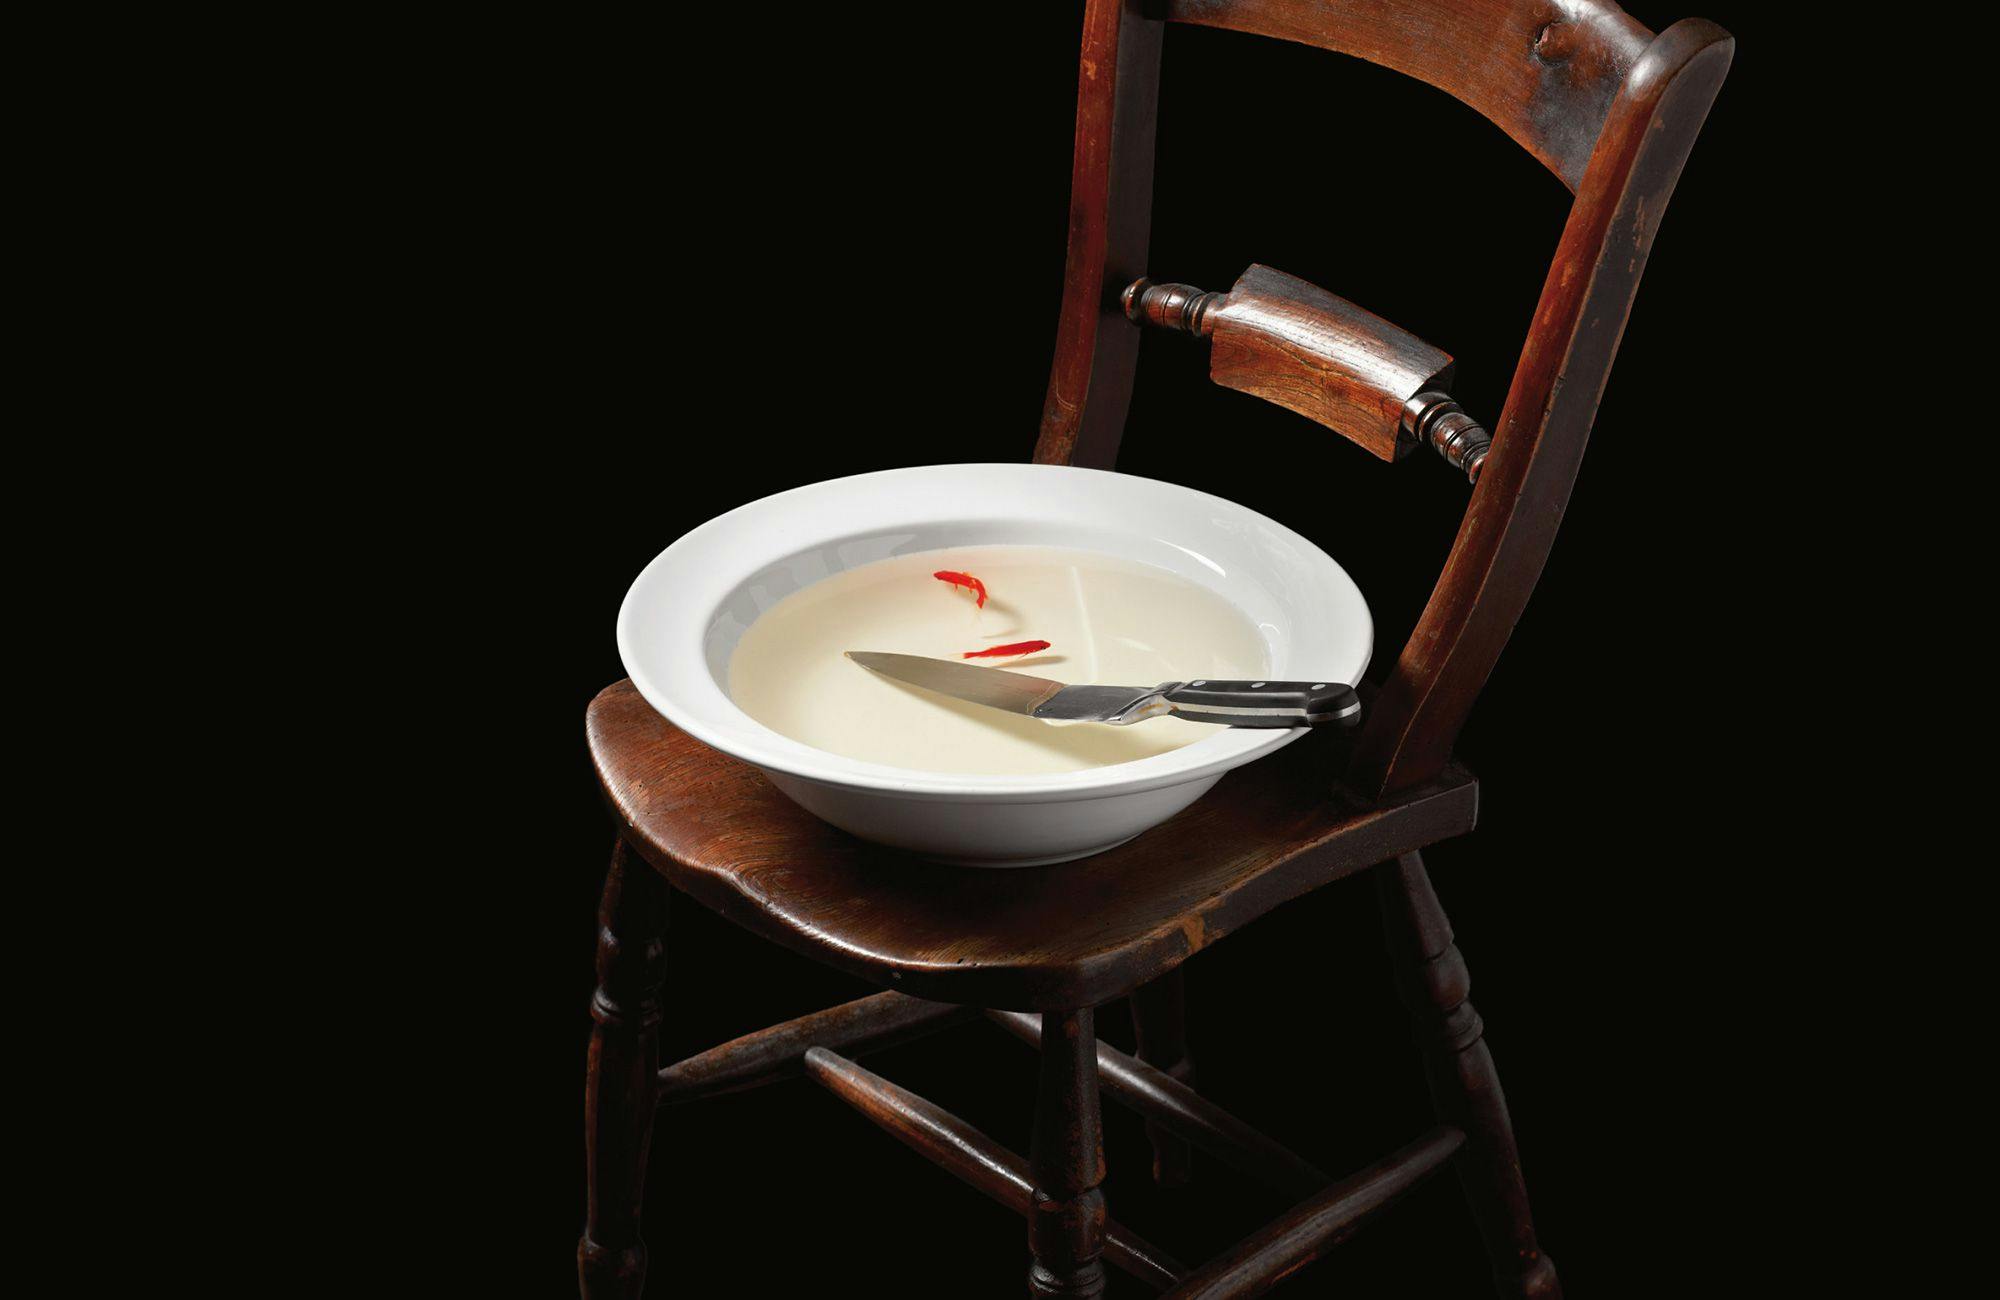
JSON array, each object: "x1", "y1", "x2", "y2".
[{"x1": 844, "y1": 651, "x2": 1360, "y2": 728}]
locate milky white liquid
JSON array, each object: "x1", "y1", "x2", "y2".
[{"x1": 727, "y1": 545, "x2": 1271, "y2": 775}]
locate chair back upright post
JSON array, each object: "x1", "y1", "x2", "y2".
[
  {"x1": 1034, "y1": 0, "x2": 1165, "y2": 472},
  {"x1": 1031, "y1": 0, "x2": 1734, "y2": 798}
]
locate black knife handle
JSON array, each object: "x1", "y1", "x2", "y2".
[{"x1": 1159, "y1": 680, "x2": 1361, "y2": 728}]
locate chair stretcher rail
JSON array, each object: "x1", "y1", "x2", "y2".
[
  {"x1": 656, "y1": 991, "x2": 978, "y2": 1105},
  {"x1": 986, "y1": 1010, "x2": 1329, "y2": 1199},
  {"x1": 803, "y1": 1047, "x2": 1186, "y2": 1291},
  {"x1": 1164, "y1": 1125, "x2": 1466, "y2": 1299}
]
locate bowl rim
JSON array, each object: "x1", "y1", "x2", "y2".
[{"x1": 616, "y1": 464, "x2": 1371, "y2": 804}]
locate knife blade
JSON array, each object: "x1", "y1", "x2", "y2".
[{"x1": 844, "y1": 651, "x2": 1360, "y2": 728}]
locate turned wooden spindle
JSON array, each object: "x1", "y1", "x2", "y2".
[
  {"x1": 579, "y1": 842, "x2": 669, "y2": 1300},
  {"x1": 1378, "y1": 852, "x2": 1560, "y2": 1299},
  {"x1": 1121, "y1": 267, "x2": 1495, "y2": 483},
  {"x1": 657, "y1": 992, "x2": 978, "y2": 1105},
  {"x1": 1403, "y1": 390, "x2": 1493, "y2": 484},
  {"x1": 1028, "y1": 1008, "x2": 1110, "y2": 1298},
  {"x1": 1122, "y1": 278, "x2": 1223, "y2": 337}
]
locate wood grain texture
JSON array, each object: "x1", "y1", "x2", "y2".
[
  {"x1": 1348, "y1": 17, "x2": 1735, "y2": 795},
  {"x1": 578, "y1": 842, "x2": 667, "y2": 1300},
  {"x1": 1207, "y1": 264, "x2": 1454, "y2": 462},
  {"x1": 804, "y1": 1047, "x2": 1185, "y2": 1291},
  {"x1": 1162, "y1": 1126, "x2": 1466, "y2": 1299},
  {"x1": 1038, "y1": 0, "x2": 1733, "y2": 800},
  {"x1": 988, "y1": 1010, "x2": 1328, "y2": 1200},
  {"x1": 1034, "y1": 0, "x2": 1165, "y2": 469},
  {"x1": 589, "y1": 678, "x2": 1478, "y2": 1010},
  {"x1": 1123, "y1": 279, "x2": 1224, "y2": 337},
  {"x1": 1378, "y1": 852, "x2": 1558, "y2": 1298},
  {"x1": 1030, "y1": 1009, "x2": 1110, "y2": 1297},
  {"x1": 656, "y1": 991, "x2": 978, "y2": 1105},
  {"x1": 1164, "y1": 0, "x2": 1652, "y2": 189}
]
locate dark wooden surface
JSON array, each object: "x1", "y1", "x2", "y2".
[
  {"x1": 1030, "y1": 1009, "x2": 1114, "y2": 1297},
  {"x1": 656, "y1": 990, "x2": 978, "y2": 1105},
  {"x1": 1380, "y1": 852, "x2": 1558, "y2": 1297},
  {"x1": 1164, "y1": 1126, "x2": 1466, "y2": 1300},
  {"x1": 988, "y1": 1010, "x2": 1327, "y2": 1201},
  {"x1": 1163, "y1": 0, "x2": 1652, "y2": 189},
  {"x1": 577, "y1": 843, "x2": 667, "y2": 1300},
  {"x1": 588, "y1": 677, "x2": 1478, "y2": 1010},
  {"x1": 1207, "y1": 264, "x2": 1454, "y2": 462},
  {"x1": 1033, "y1": 0, "x2": 1164, "y2": 470},
  {"x1": 805, "y1": 1046, "x2": 1185, "y2": 1291}
]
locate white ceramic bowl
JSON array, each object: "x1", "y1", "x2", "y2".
[{"x1": 617, "y1": 464, "x2": 1371, "y2": 867}]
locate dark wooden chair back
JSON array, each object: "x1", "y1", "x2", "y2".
[{"x1": 1030, "y1": 0, "x2": 1733, "y2": 797}]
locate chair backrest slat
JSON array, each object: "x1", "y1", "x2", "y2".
[
  {"x1": 1032, "y1": 0, "x2": 1734, "y2": 797},
  {"x1": 1165, "y1": 0, "x2": 1653, "y2": 190}
]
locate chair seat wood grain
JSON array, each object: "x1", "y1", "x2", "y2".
[{"x1": 588, "y1": 679, "x2": 1477, "y2": 1010}]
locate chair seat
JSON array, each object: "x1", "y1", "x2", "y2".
[{"x1": 588, "y1": 679, "x2": 1477, "y2": 1009}]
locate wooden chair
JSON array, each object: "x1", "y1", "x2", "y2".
[{"x1": 580, "y1": 2, "x2": 1732, "y2": 1295}]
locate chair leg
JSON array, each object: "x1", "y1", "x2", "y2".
[
  {"x1": 1027, "y1": 1008, "x2": 1109, "y2": 1298},
  {"x1": 1128, "y1": 969, "x2": 1194, "y2": 1186},
  {"x1": 1377, "y1": 852, "x2": 1561, "y2": 1300},
  {"x1": 579, "y1": 841, "x2": 669, "y2": 1299}
]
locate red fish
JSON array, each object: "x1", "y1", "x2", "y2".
[
  {"x1": 962, "y1": 640, "x2": 1051, "y2": 660},
  {"x1": 933, "y1": 570, "x2": 988, "y2": 609}
]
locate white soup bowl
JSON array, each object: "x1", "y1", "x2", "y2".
[{"x1": 617, "y1": 464, "x2": 1371, "y2": 867}]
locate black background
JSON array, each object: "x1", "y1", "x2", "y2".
[{"x1": 439, "y1": 4, "x2": 1805, "y2": 1294}]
